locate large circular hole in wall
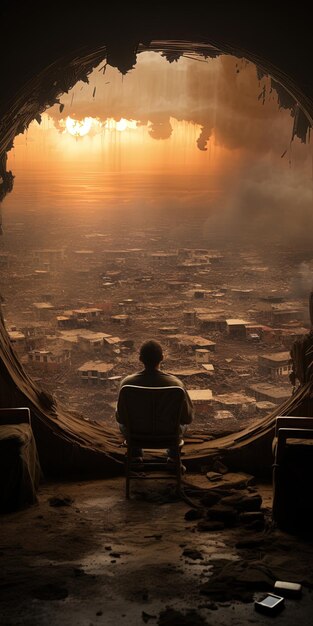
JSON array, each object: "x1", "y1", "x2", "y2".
[{"x1": 1, "y1": 41, "x2": 312, "y2": 439}]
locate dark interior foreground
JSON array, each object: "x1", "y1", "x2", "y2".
[{"x1": 1, "y1": 3, "x2": 313, "y2": 625}]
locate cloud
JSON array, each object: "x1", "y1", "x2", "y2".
[
  {"x1": 148, "y1": 117, "x2": 173, "y2": 140},
  {"x1": 42, "y1": 50, "x2": 313, "y2": 251},
  {"x1": 202, "y1": 152, "x2": 313, "y2": 250},
  {"x1": 290, "y1": 261, "x2": 313, "y2": 298},
  {"x1": 46, "y1": 51, "x2": 302, "y2": 157}
]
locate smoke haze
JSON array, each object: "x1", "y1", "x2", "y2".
[{"x1": 6, "y1": 50, "x2": 313, "y2": 252}]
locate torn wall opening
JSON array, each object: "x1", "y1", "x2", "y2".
[{"x1": 0, "y1": 37, "x2": 310, "y2": 478}]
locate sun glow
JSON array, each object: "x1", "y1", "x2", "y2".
[
  {"x1": 105, "y1": 118, "x2": 137, "y2": 131},
  {"x1": 65, "y1": 116, "x2": 93, "y2": 136}
]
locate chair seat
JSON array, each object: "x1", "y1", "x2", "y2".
[
  {"x1": 127, "y1": 456, "x2": 185, "y2": 480},
  {"x1": 128, "y1": 460, "x2": 179, "y2": 472},
  {"x1": 124, "y1": 438, "x2": 184, "y2": 449},
  {"x1": 272, "y1": 416, "x2": 313, "y2": 532},
  {"x1": 0, "y1": 423, "x2": 40, "y2": 512}
]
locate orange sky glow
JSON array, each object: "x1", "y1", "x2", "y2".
[{"x1": 3, "y1": 50, "x2": 312, "y2": 245}]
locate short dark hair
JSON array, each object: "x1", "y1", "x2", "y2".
[{"x1": 139, "y1": 340, "x2": 163, "y2": 368}]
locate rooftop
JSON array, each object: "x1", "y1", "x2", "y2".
[
  {"x1": 247, "y1": 383, "x2": 291, "y2": 399},
  {"x1": 72, "y1": 308, "x2": 102, "y2": 314},
  {"x1": 168, "y1": 334, "x2": 216, "y2": 346},
  {"x1": 74, "y1": 250, "x2": 94, "y2": 254},
  {"x1": 168, "y1": 368, "x2": 211, "y2": 377},
  {"x1": 32, "y1": 302, "x2": 54, "y2": 309},
  {"x1": 104, "y1": 336, "x2": 123, "y2": 345},
  {"x1": 259, "y1": 352, "x2": 291, "y2": 362},
  {"x1": 79, "y1": 330, "x2": 110, "y2": 338},
  {"x1": 78, "y1": 361, "x2": 114, "y2": 373},
  {"x1": 188, "y1": 389, "x2": 213, "y2": 401},
  {"x1": 202, "y1": 364, "x2": 215, "y2": 372},
  {"x1": 214, "y1": 393, "x2": 256, "y2": 405},
  {"x1": 8, "y1": 331, "x2": 25, "y2": 340}
]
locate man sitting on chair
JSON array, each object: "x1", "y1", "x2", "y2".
[{"x1": 116, "y1": 339, "x2": 194, "y2": 462}]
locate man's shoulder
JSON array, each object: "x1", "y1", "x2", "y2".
[
  {"x1": 120, "y1": 371, "x2": 145, "y2": 387},
  {"x1": 119, "y1": 370, "x2": 185, "y2": 388},
  {"x1": 159, "y1": 371, "x2": 185, "y2": 387}
]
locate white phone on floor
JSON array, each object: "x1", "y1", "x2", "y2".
[{"x1": 255, "y1": 593, "x2": 285, "y2": 614}]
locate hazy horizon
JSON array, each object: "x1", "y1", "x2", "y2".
[{"x1": 2, "y1": 49, "x2": 312, "y2": 251}]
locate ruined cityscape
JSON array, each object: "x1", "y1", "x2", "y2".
[
  {"x1": 1, "y1": 49, "x2": 312, "y2": 441},
  {"x1": 0, "y1": 206, "x2": 310, "y2": 438}
]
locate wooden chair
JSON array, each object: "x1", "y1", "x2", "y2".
[
  {"x1": 117, "y1": 385, "x2": 186, "y2": 499},
  {"x1": 0, "y1": 407, "x2": 40, "y2": 512},
  {"x1": 0, "y1": 407, "x2": 31, "y2": 426},
  {"x1": 272, "y1": 416, "x2": 313, "y2": 531}
]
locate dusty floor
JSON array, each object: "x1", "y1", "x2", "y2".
[{"x1": 0, "y1": 474, "x2": 313, "y2": 626}]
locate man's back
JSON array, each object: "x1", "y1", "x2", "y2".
[
  {"x1": 116, "y1": 340, "x2": 194, "y2": 459},
  {"x1": 118, "y1": 369, "x2": 194, "y2": 426},
  {"x1": 121, "y1": 368, "x2": 185, "y2": 389}
]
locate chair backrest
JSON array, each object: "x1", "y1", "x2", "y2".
[
  {"x1": 117, "y1": 385, "x2": 185, "y2": 447},
  {"x1": 273, "y1": 415, "x2": 313, "y2": 464},
  {"x1": 0, "y1": 407, "x2": 31, "y2": 426},
  {"x1": 275, "y1": 416, "x2": 313, "y2": 437}
]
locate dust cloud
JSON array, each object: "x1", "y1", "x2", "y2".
[{"x1": 44, "y1": 51, "x2": 313, "y2": 251}]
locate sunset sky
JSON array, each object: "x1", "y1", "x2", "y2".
[{"x1": 3, "y1": 50, "x2": 312, "y2": 247}]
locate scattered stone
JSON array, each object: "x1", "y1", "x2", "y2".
[
  {"x1": 200, "y1": 559, "x2": 274, "y2": 603},
  {"x1": 105, "y1": 545, "x2": 112, "y2": 551},
  {"x1": 207, "y1": 504, "x2": 238, "y2": 527},
  {"x1": 220, "y1": 493, "x2": 245, "y2": 508},
  {"x1": 209, "y1": 558, "x2": 233, "y2": 569},
  {"x1": 184, "y1": 508, "x2": 204, "y2": 521},
  {"x1": 236, "y1": 495, "x2": 262, "y2": 512},
  {"x1": 96, "y1": 610, "x2": 103, "y2": 616},
  {"x1": 197, "y1": 520, "x2": 225, "y2": 532},
  {"x1": 206, "y1": 471, "x2": 223, "y2": 482},
  {"x1": 182, "y1": 548, "x2": 203, "y2": 560},
  {"x1": 144, "y1": 534, "x2": 163, "y2": 540},
  {"x1": 48, "y1": 496, "x2": 74, "y2": 507},
  {"x1": 212, "y1": 460, "x2": 228, "y2": 475},
  {"x1": 142, "y1": 611, "x2": 157, "y2": 623},
  {"x1": 239, "y1": 512, "x2": 264, "y2": 523},
  {"x1": 244, "y1": 519, "x2": 265, "y2": 532},
  {"x1": 199, "y1": 492, "x2": 220, "y2": 507},
  {"x1": 109, "y1": 552, "x2": 121, "y2": 558},
  {"x1": 73, "y1": 567, "x2": 87, "y2": 577},
  {"x1": 220, "y1": 473, "x2": 255, "y2": 489}
]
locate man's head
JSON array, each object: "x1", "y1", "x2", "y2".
[{"x1": 139, "y1": 339, "x2": 163, "y2": 369}]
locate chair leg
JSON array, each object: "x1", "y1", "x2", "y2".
[
  {"x1": 272, "y1": 464, "x2": 278, "y2": 523},
  {"x1": 126, "y1": 475, "x2": 130, "y2": 499},
  {"x1": 125, "y1": 448, "x2": 131, "y2": 499},
  {"x1": 176, "y1": 453, "x2": 182, "y2": 494}
]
